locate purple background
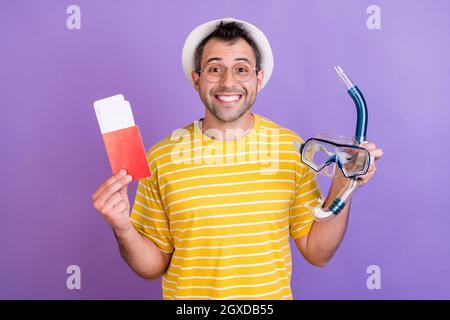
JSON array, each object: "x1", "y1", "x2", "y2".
[{"x1": 1, "y1": 0, "x2": 449, "y2": 299}]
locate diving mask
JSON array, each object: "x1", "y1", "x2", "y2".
[{"x1": 299, "y1": 135, "x2": 370, "y2": 178}]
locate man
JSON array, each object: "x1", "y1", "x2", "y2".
[{"x1": 92, "y1": 18, "x2": 383, "y2": 300}]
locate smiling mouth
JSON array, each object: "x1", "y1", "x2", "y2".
[{"x1": 214, "y1": 94, "x2": 243, "y2": 104}]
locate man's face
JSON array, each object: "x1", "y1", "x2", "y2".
[{"x1": 192, "y1": 38, "x2": 264, "y2": 123}]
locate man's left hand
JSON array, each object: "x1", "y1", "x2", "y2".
[{"x1": 356, "y1": 141, "x2": 383, "y2": 186}]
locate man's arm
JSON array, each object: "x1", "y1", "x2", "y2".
[
  {"x1": 93, "y1": 170, "x2": 171, "y2": 280},
  {"x1": 114, "y1": 226, "x2": 172, "y2": 280},
  {"x1": 295, "y1": 141, "x2": 383, "y2": 267},
  {"x1": 294, "y1": 177, "x2": 350, "y2": 267}
]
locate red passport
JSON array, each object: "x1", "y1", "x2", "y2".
[{"x1": 102, "y1": 125, "x2": 151, "y2": 181}]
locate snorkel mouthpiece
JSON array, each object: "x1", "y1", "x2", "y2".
[{"x1": 334, "y1": 66, "x2": 368, "y2": 144}]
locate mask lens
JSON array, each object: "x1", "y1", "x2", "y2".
[
  {"x1": 302, "y1": 139, "x2": 338, "y2": 174},
  {"x1": 321, "y1": 162, "x2": 336, "y2": 177},
  {"x1": 337, "y1": 147, "x2": 369, "y2": 177},
  {"x1": 312, "y1": 147, "x2": 331, "y2": 167}
]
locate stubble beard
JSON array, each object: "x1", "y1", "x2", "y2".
[{"x1": 199, "y1": 86, "x2": 257, "y2": 124}]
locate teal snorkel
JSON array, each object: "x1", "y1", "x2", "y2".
[
  {"x1": 334, "y1": 66, "x2": 368, "y2": 144},
  {"x1": 297, "y1": 66, "x2": 370, "y2": 221}
]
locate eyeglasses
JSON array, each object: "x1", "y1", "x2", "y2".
[{"x1": 197, "y1": 62, "x2": 259, "y2": 83}]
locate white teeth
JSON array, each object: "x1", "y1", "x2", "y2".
[{"x1": 217, "y1": 95, "x2": 240, "y2": 102}]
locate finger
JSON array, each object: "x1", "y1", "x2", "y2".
[
  {"x1": 358, "y1": 168, "x2": 374, "y2": 181},
  {"x1": 360, "y1": 141, "x2": 376, "y2": 151},
  {"x1": 95, "y1": 174, "x2": 132, "y2": 206},
  {"x1": 357, "y1": 178, "x2": 366, "y2": 187},
  {"x1": 371, "y1": 148, "x2": 383, "y2": 160},
  {"x1": 93, "y1": 169, "x2": 127, "y2": 199},
  {"x1": 368, "y1": 149, "x2": 383, "y2": 165},
  {"x1": 357, "y1": 177, "x2": 369, "y2": 186},
  {"x1": 93, "y1": 169, "x2": 127, "y2": 200},
  {"x1": 358, "y1": 176, "x2": 369, "y2": 184},
  {"x1": 119, "y1": 183, "x2": 129, "y2": 196},
  {"x1": 109, "y1": 200, "x2": 129, "y2": 216},
  {"x1": 358, "y1": 168, "x2": 375, "y2": 183},
  {"x1": 101, "y1": 192, "x2": 125, "y2": 213}
]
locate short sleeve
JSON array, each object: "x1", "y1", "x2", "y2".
[
  {"x1": 289, "y1": 163, "x2": 324, "y2": 239},
  {"x1": 129, "y1": 157, "x2": 174, "y2": 253}
]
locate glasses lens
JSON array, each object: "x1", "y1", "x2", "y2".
[
  {"x1": 203, "y1": 63, "x2": 223, "y2": 82},
  {"x1": 233, "y1": 63, "x2": 253, "y2": 82}
]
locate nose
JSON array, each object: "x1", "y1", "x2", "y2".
[{"x1": 219, "y1": 68, "x2": 237, "y2": 87}]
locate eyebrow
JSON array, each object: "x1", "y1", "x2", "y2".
[
  {"x1": 205, "y1": 57, "x2": 251, "y2": 64},
  {"x1": 205, "y1": 57, "x2": 222, "y2": 64},
  {"x1": 234, "y1": 57, "x2": 251, "y2": 63}
]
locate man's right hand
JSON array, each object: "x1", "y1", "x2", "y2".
[{"x1": 92, "y1": 169, "x2": 133, "y2": 234}]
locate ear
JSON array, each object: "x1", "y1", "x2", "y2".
[
  {"x1": 256, "y1": 69, "x2": 265, "y2": 92},
  {"x1": 191, "y1": 71, "x2": 200, "y2": 91}
]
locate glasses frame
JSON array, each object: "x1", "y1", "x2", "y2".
[{"x1": 197, "y1": 62, "x2": 260, "y2": 83}]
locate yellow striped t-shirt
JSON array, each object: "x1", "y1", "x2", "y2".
[{"x1": 130, "y1": 112, "x2": 323, "y2": 300}]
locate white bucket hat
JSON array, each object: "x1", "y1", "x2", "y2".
[{"x1": 181, "y1": 17, "x2": 274, "y2": 90}]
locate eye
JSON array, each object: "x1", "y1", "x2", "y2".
[
  {"x1": 207, "y1": 66, "x2": 222, "y2": 73},
  {"x1": 235, "y1": 66, "x2": 250, "y2": 74}
]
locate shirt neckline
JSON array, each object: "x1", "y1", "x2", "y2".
[{"x1": 195, "y1": 112, "x2": 260, "y2": 144}]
